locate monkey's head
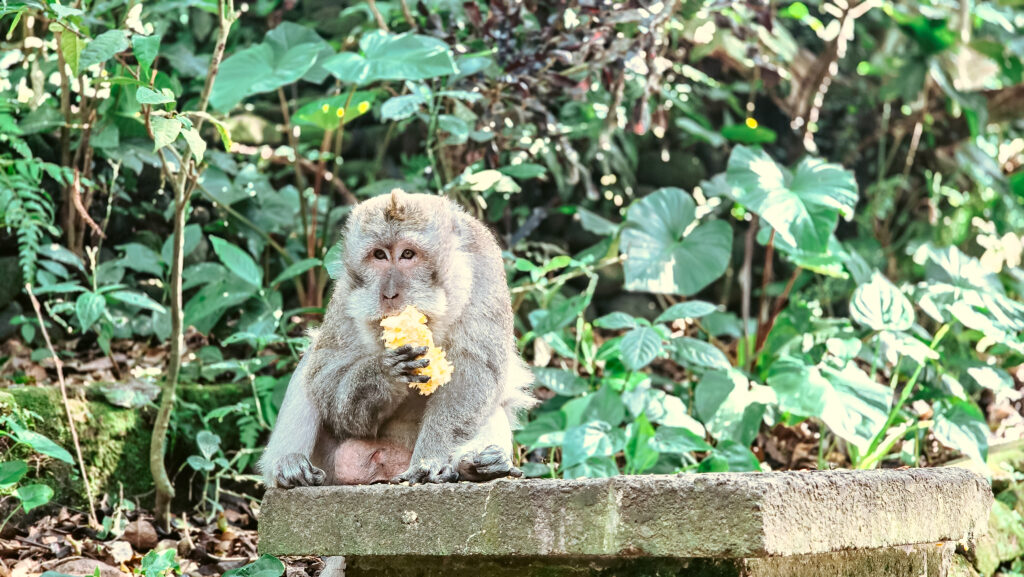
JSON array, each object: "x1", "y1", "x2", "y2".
[{"x1": 340, "y1": 190, "x2": 469, "y2": 331}]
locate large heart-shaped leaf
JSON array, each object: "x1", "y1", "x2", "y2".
[
  {"x1": 532, "y1": 367, "x2": 589, "y2": 396},
  {"x1": 0, "y1": 460, "x2": 28, "y2": 488},
  {"x1": 293, "y1": 91, "x2": 377, "y2": 131},
  {"x1": 321, "y1": 31, "x2": 458, "y2": 86},
  {"x1": 767, "y1": 357, "x2": 892, "y2": 453},
  {"x1": 620, "y1": 187, "x2": 732, "y2": 295},
  {"x1": 726, "y1": 146, "x2": 857, "y2": 254},
  {"x1": 850, "y1": 273, "x2": 915, "y2": 331},
  {"x1": 561, "y1": 421, "x2": 617, "y2": 469},
  {"x1": 210, "y1": 23, "x2": 332, "y2": 111},
  {"x1": 695, "y1": 369, "x2": 775, "y2": 445},
  {"x1": 932, "y1": 398, "x2": 989, "y2": 465}
]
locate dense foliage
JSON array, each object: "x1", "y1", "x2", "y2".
[{"x1": 1, "y1": 0, "x2": 1023, "y2": 544}]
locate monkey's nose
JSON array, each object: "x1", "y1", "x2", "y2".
[{"x1": 383, "y1": 292, "x2": 399, "y2": 300}]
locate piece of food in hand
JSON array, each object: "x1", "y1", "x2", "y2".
[{"x1": 380, "y1": 305, "x2": 454, "y2": 395}]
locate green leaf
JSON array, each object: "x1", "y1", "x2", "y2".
[
  {"x1": 132, "y1": 34, "x2": 160, "y2": 78},
  {"x1": 593, "y1": 312, "x2": 636, "y2": 330},
  {"x1": 499, "y1": 163, "x2": 547, "y2": 180},
  {"x1": 107, "y1": 290, "x2": 166, "y2": 313},
  {"x1": 210, "y1": 23, "x2": 331, "y2": 111},
  {"x1": 583, "y1": 386, "x2": 626, "y2": 426},
  {"x1": 150, "y1": 116, "x2": 181, "y2": 152},
  {"x1": 181, "y1": 127, "x2": 206, "y2": 163},
  {"x1": 160, "y1": 223, "x2": 202, "y2": 266},
  {"x1": 655, "y1": 300, "x2": 719, "y2": 324},
  {"x1": 767, "y1": 358, "x2": 892, "y2": 453},
  {"x1": 79, "y1": 29, "x2": 130, "y2": 70},
  {"x1": 932, "y1": 398, "x2": 989, "y2": 465},
  {"x1": 380, "y1": 93, "x2": 427, "y2": 121},
  {"x1": 721, "y1": 124, "x2": 777, "y2": 144},
  {"x1": 620, "y1": 326, "x2": 664, "y2": 371},
  {"x1": 293, "y1": 91, "x2": 377, "y2": 131},
  {"x1": 673, "y1": 337, "x2": 730, "y2": 370},
  {"x1": 187, "y1": 455, "x2": 215, "y2": 472},
  {"x1": 726, "y1": 146, "x2": 858, "y2": 254},
  {"x1": 59, "y1": 28, "x2": 86, "y2": 76},
  {"x1": 529, "y1": 293, "x2": 589, "y2": 336},
  {"x1": 561, "y1": 421, "x2": 616, "y2": 469},
  {"x1": 532, "y1": 367, "x2": 589, "y2": 396},
  {"x1": 321, "y1": 31, "x2": 458, "y2": 85},
  {"x1": 698, "y1": 440, "x2": 762, "y2": 472},
  {"x1": 625, "y1": 413, "x2": 659, "y2": 474},
  {"x1": 651, "y1": 426, "x2": 712, "y2": 453},
  {"x1": 0, "y1": 460, "x2": 28, "y2": 487},
  {"x1": 139, "y1": 549, "x2": 179, "y2": 577},
  {"x1": 16, "y1": 484, "x2": 54, "y2": 513},
  {"x1": 10, "y1": 430, "x2": 74, "y2": 464},
  {"x1": 270, "y1": 258, "x2": 323, "y2": 287},
  {"x1": 135, "y1": 86, "x2": 174, "y2": 105},
  {"x1": 438, "y1": 114, "x2": 469, "y2": 145},
  {"x1": 850, "y1": 273, "x2": 915, "y2": 331},
  {"x1": 209, "y1": 236, "x2": 262, "y2": 287},
  {"x1": 576, "y1": 207, "x2": 619, "y2": 236},
  {"x1": 695, "y1": 369, "x2": 775, "y2": 445},
  {"x1": 196, "y1": 430, "x2": 221, "y2": 460},
  {"x1": 223, "y1": 554, "x2": 286, "y2": 577},
  {"x1": 620, "y1": 187, "x2": 732, "y2": 295},
  {"x1": 75, "y1": 291, "x2": 106, "y2": 330},
  {"x1": 119, "y1": 242, "x2": 164, "y2": 276}
]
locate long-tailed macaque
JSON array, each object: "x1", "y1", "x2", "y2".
[{"x1": 259, "y1": 191, "x2": 535, "y2": 486}]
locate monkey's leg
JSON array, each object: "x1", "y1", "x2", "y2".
[
  {"x1": 453, "y1": 405, "x2": 522, "y2": 482},
  {"x1": 258, "y1": 356, "x2": 327, "y2": 489}
]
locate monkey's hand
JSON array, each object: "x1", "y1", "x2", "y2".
[
  {"x1": 273, "y1": 453, "x2": 326, "y2": 489},
  {"x1": 390, "y1": 458, "x2": 458, "y2": 485},
  {"x1": 383, "y1": 345, "x2": 431, "y2": 386}
]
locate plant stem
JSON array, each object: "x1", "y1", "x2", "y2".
[
  {"x1": 24, "y1": 285, "x2": 98, "y2": 529},
  {"x1": 864, "y1": 323, "x2": 951, "y2": 459},
  {"x1": 150, "y1": 0, "x2": 234, "y2": 531},
  {"x1": 739, "y1": 216, "x2": 757, "y2": 371}
]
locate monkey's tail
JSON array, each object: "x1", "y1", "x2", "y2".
[{"x1": 502, "y1": 356, "x2": 539, "y2": 429}]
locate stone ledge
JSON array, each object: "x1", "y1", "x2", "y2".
[{"x1": 258, "y1": 469, "x2": 991, "y2": 559}]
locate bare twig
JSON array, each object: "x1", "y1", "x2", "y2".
[
  {"x1": 70, "y1": 169, "x2": 105, "y2": 239},
  {"x1": 24, "y1": 285, "x2": 98, "y2": 529},
  {"x1": 739, "y1": 216, "x2": 757, "y2": 370},
  {"x1": 399, "y1": 0, "x2": 416, "y2": 29},
  {"x1": 367, "y1": 0, "x2": 389, "y2": 30}
]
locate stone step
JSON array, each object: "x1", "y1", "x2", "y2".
[{"x1": 258, "y1": 468, "x2": 991, "y2": 576}]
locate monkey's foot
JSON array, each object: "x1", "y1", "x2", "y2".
[
  {"x1": 390, "y1": 459, "x2": 458, "y2": 485},
  {"x1": 455, "y1": 445, "x2": 523, "y2": 482},
  {"x1": 275, "y1": 453, "x2": 326, "y2": 489}
]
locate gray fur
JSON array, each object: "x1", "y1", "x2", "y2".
[{"x1": 260, "y1": 191, "x2": 537, "y2": 488}]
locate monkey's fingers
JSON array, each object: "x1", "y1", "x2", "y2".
[
  {"x1": 402, "y1": 374, "x2": 431, "y2": 384},
  {"x1": 388, "y1": 345, "x2": 430, "y2": 361},
  {"x1": 396, "y1": 358, "x2": 430, "y2": 373}
]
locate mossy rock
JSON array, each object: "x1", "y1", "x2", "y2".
[
  {"x1": 0, "y1": 382, "x2": 252, "y2": 506},
  {"x1": 974, "y1": 495, "x2": 1024, "y2": 576}
]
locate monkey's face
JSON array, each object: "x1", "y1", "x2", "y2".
[
  {"x1": 344, "y1": 236, "x2": 450, "y2": 329},
  {"x1": 342, "y1": 191, "x2": 458, "y2": 335}
]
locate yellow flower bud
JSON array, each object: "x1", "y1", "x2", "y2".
[
  {"x1": 336, "y1": 108, "x2": 346, "y2": 119},
  {"x1": 321, "y1": 103, "x2": 330, "y2": 113},
  {"x1": 357, "y1": 101, "x2": 370, "y2": 114}
]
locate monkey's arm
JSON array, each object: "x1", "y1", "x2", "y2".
[
  {"x1": 258, "y1": 356, "x2": 326, "y2": 488},
  {"x1": 395, "y1": 342, "x2": 506, "y2": 483},
  {"x1": 306, "y1": 344, "x2": 429, "y2": 439}
]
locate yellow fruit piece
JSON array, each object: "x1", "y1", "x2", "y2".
[{"x1": 380, "y1": 306, "x2": 454, "y2": 395}]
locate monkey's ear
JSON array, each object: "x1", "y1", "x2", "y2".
[{"x1": 385, "y1": 189, "x2": 407, "y2": 222}]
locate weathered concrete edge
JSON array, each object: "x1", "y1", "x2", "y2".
[
  {"x1": 258, "y1": 469, "x2": 992, "y2": 558},
  {"x1": 338, "y1": 543, "x2": 957, "y2": 577}
]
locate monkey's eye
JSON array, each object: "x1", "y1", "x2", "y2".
[
  {"x1": 373, "y1": 249, "x2": 387, "y2": 260},
  {"x1": 400, "y1": 249, "x2": 415, "y2": 260}
]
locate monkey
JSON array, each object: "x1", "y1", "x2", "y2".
[{"x1": 258, "y1": 190, "x2": 536, "y2": 488}]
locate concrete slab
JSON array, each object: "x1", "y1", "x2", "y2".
[{"x1": 258, "y1": 469, "x2": 990, "y2": 559}]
